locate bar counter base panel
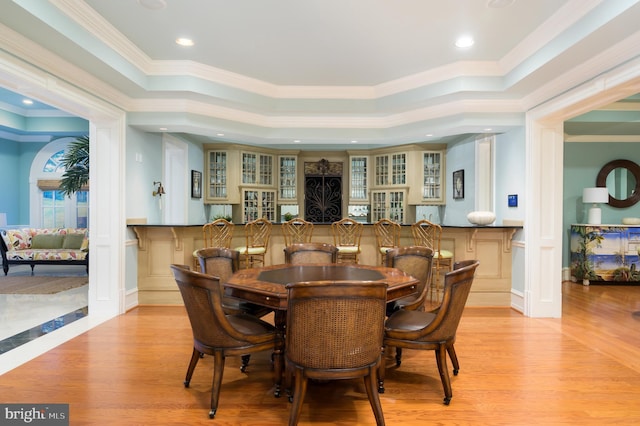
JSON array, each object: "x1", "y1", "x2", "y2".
[{"x1": 130, "y1": 223, "x2": 520, "y2": 307}]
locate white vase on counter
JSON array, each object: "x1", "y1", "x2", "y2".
[{"x1": 467, "y1": 211, "x2": 496, "y2": 225}]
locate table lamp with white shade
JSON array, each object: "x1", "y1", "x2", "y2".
[{"x1": 583, "y1": 187, "x2": 609, "y2": 224}]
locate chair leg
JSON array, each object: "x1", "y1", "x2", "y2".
[
  {"x1": 377, "y1": 346, "x2": 386, "y2": 393},
  {"x1": 288, "y1": 369, "x2": 308, "y2": 426},
  {"x1": 447, "y1": 343, "x2": 460, "y2": 375},
  {"x1": 285, "y1": 363, "x2": 294, "y2": 402},
  {"x1": 184, "y1": 348, "x2": 200, "y2": 387},
  {"x1": 364, "y1": 368, "x2": 386, "y2": 426},
  {"x1": 240, "y1": 354, "x2": 251, "y2": 372},
  {"x1": 209, "y1": 351, "x2": 226, "y2": 419},
  {"x1": 395, "y1": 347, "x2": 402, "y2": 366},
  {"x1": 435, "y1": 345, "x2": 452, "y2": 405}
]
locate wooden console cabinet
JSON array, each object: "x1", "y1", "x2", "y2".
[{"x1": 569, "y1": 224, "x2": 640, "y2": 284}]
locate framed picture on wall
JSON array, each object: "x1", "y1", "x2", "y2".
[
  {"x1": 453, "y1": 169, "x2": 464, "y2": 199},
  {"x1": 191, "y1": 170, "x2": 202, "y2": 199}
]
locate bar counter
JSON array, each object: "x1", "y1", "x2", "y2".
[{"x1": 129, "y1": 222, "x2": 522, "y2": 306}]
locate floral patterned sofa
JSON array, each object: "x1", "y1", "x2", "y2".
[{"x1": 0, "y1": 228, "x2": 89, "y2": 275}]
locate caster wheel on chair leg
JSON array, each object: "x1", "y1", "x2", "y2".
[{"x1": 209, "y1": 408, "x2": 216, "y2": 419}]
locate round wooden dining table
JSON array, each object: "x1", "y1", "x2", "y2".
[{"x1": 225, "y1": 263, "x2": 420, "y2": 397}]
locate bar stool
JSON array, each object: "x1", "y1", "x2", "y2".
[
  {"x1": 331, "y1": 217, "x2": 363, "y2": 264},
  {"x1": 235, "y1": 218, "x2": 272, "y2": 269}
]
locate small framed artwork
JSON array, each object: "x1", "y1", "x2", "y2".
[
  {"x1": 191, "y1": 170, "x2": 202, "y2": 199},
  {"x1": 508, "y1": 194, "x2": 518, "y2": 207},
  {"x1": 453, "y1": 169, "x2": 464, "y2": 199}
]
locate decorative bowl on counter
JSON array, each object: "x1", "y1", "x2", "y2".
[
  {"x1": 621, "y1": 217, "x2": 640, "y2": 225},
  {"x1": 467, "y1": 211, "x2": 496, "y2": 225}
]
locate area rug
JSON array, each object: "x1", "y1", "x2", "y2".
[{"x1": 0, "y1": 276, "x2": 88, "y2": 294}]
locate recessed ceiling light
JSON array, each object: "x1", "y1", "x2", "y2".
[
  {"x1": 176, "y1": 38, "x2": 194, "y2": 47},
  {"x1": 217, "y1": 133, "x2": 224, "y2": 137},
  {"x1": 22, "y1": 99, "x2": 33, "y2": 105},
  {"x1": 425, "y1": 133, "x2": 433, "y2": 137},
  {"x1": 455, "y1": 35, "x2": 475, "y2": 49},
  {"x1": 159, "y1": 127, "x2": 168, "y2": 131},
  {"x1": 484, "y1": 128, "x2": 493, "y2": 132},
  {"x1": 351, "y1": 140, "x2": 358, "y2": 144},
  {"x1": 293, "y1": 140, "x2": 301, "y2": 143}
]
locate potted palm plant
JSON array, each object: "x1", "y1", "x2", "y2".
[{"x1": 59, "y1": 135, "x2": 89, "y2": 196}]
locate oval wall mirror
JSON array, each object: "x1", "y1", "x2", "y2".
[{"x1": 595, "y1": 159, "x2": 640, "y2": 208}]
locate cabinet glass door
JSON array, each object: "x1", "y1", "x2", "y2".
[
  {"x1": 371, "y1": 192, "x2": 386, "y2": 222},
  {"x1": 374, "y1": 155, "x2": 389, "y2": 186},
  {"x1": 372, "y1": 190, "x2": 404, "y2": 222},
  {"x1": 422, "y1": 151, "x2": 442, "y2": 200},
  {"x1": 242, "y1": 153, "x2": 257, "y2": 184},
  {"x1": 243, "y1": 190, "x2": 259, "y2": 222},
  {"x1": 388, "y1": 190, "x2": 404, "y2": 222},
  {"x1": 279, "y1": 156, "x2": 296, "y2": 200},
  {"x1": 208, "y1": 151, "x2": 227, "y2": 199},
  {"x1": 259, "y1": 154, "x2": 273, "y2": 185},
  {"x1": 391, "y1": 154, "x2": 406, "y2": 185},
  {"x1": 243, "y1": 189, "x2": 275, "y2": 222},
  {"x1": 350, "y1": 156, "x2": 368, "y2": 200},
  {"x1": 261, "y1": 190, "x2": 275, "y2": 221}
]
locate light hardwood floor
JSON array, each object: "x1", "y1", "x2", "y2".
[{"x1": 1, "y1": 281, "x2": 639, "y2": 425}]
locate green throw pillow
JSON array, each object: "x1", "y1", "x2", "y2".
[
  {"x1": 31, "y1": 234, "x2": 64, "y2": 249},
  {"x1": 63, "y1": 233, "x2": 85, "y2": 249}
]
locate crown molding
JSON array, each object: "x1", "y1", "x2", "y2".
[
  {"x1": 130, "y1": 97, "x2": 524, "y2": 130},
  {"x1": 45, "y1": 0, "x2": 525, "y2": 101},
  {"x1": 52, "y1": 0, "x2": 153, "y2": 72},
  {"x1": 499, "y1": 0, "x2": 600, "y2": 73},
  {"x1": 0, "y1": 129, "x2": 53, "y2": 143}
]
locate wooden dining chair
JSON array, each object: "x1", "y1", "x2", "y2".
[
  {"x1": 384, "y1": 246, "x2": 434, "y2": 315},
  {"x1": 378, "y1": 260, "x2": 479, "y2": 405},
  {"x1": 411, "y1": 219, "x2": 454, "y2": 302},
  {"x1": 170, "y1": 265, "x2": 277, "y2": 419},
  {"x1": 285, "y1": 280, "x2": 387, "y2": 426},
  {"x1": 282, "y1": 218, "x2": 314, "y2": 247},
  {"x1": 235, "y1": 218, "x2": 272, "y2": 269},
  {"x1": 283, "y1": 242, "x2": 338, "y2": 264},
  {"x1": 373, "y1": 218, "x2": 401, "y2": 265},
  {"x1": 331, "y1": 217, "x2": 364, "y2": 264},
  {"x1": 195, "y1": 247, "x2": 272, "y2": 317},
  {"x1": 192, "y1": 218, "x2": 234, "y2": 268}
]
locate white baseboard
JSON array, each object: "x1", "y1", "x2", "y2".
[{"x1": 511, "y1": 288, "x2": 524, "y2": 313}]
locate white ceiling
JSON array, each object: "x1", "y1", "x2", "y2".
[{"x1": 1, "y1": 0, "x2": 640, "y2": 148}]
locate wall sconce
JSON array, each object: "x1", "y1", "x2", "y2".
[
  {"x1": 583, "y1": 187, "x2": 609, "y2": 224},
  {"x1": 153, "y1": 181, "x2": 165, "y2": 197}
]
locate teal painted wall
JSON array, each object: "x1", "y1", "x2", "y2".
[
  {"x1": 125, "y1": 126, "x2": 164, "y2": 224},
  {"x1": 0, "y1": 139, "x2": 20, "y2": 224},
  {"x1": 0, "y1": 139, "x2": 49, "y2": 225},
  {"x1": 443, "y1": 135, "x2": 477, "y2": 225},
  {"x1": 495, "y1": 128, "x2": 525, "y2": 223},
  {"x1": 563, "y1": 142, "x2": 640, "y2": 267},
  {"x1": 442, "y1": 128, "x2": 526, "y2": 227},
  {"x1": 18, "y1": 143, "x2": 48, "y2": 224},
  {"x1": 183, "y1": 134, "x2": 206, "y2": 224},
  {"x1": 124, "y1": 128, "x2": 205, "y2": 225}
]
